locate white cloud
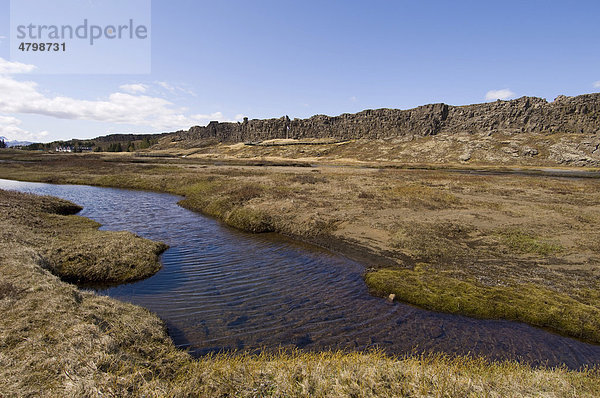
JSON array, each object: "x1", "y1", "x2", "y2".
[
  {"x1": 0, "y1": 115, "x2": 27, "y2": 139},
  {"x1": 157, "y1": 81, "x2": 174, "y2": 91},
  {"x1": 0, "y1": 115, "x2": 48, "y2": 141},
  {"x1": 485, "y1": 89, "x2": 515, "y2": 101},
  {"x1": 593, "y1": 81, "x2": 600, "y2": 89},
  {"x1": 0, "y1": 58, "x2": 36, "y2": 74},
  {"x1": 156, "y1": 81, "x2": 197, "y2": 97},
  {"x1": 190, "y1": 112, "x2": 224, "y2": 121},
  {"x1": 119, "y1": 83, "x2": 148, "y2": 94},
  {"x1": 234, "y1": 114, "x2": 246, "y2": 121},
  {"x1": 0, "y1": 58, "x2": 233, "y2": 132},
  {"x1": 349, "y1": 96, "x2": 357, "y2": 102}
]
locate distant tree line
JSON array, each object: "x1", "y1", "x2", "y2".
[
  {"x1": 25, "y1": 143, "x2": 51, "y2": 150},
  {"x1": 93, "y1": 138, "x2": 157, "y2": 152},
  {"x1": 25, "y1": 141, "x2": 94, "y2": 151},
  {"x1": 21, "y1": 137, "x2": 159, "y2": 152},
  {"x1": 0, "y1": 139, "x2": 6, "y2": 149}
]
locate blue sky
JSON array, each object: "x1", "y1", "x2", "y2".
[{"x1": 1, "y1": 0, "x2": 600, "y2": 142}]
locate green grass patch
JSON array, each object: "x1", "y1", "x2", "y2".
[
  {"x1": 498, "y1": 228, "x2": 563, "y2": 255},
  {"x1": 365, "y1": 268, "x2": 600, "y2": 343}
]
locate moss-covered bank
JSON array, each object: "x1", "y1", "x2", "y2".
[{"x1": 366, "y1": 268, "x2": 600, "y2": 343}]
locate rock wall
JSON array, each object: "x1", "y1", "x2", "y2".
[{"x1": 174, "y1": 93, "x2": 600, "y2": 142}]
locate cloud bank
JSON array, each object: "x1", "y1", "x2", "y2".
[
  {"x1": 0, "y1": 115, "x2": 48, "y2": 141},
  {"x1": 0, "y1": 58, "x2": 237, "y2": 141}
]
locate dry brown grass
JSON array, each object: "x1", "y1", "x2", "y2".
[
  {"x1": 153, "y1": 131, "x2": 600, "y2": 169},
  {"x1": 0, "y1": 189, "x2": 166, "y2": 284},
  {"x1": 1, "y1": 152, "x2": 600, "y2": 342},
  {"x1": 0, "y1": 185, "x2": 599, "y2": 396}
]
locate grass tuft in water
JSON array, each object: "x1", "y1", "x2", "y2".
[{"x1": 365, "y1": 268, "x2": 600, "y2": 343}]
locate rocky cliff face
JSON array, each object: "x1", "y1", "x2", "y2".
[{"x1": 174, "y1": 93, "x2": 600, "y2": 143}]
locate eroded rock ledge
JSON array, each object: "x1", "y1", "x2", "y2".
[{"x1": 175, "y1": 93, "x2": 600, "y2": 142}]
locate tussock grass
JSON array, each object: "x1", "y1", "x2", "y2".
[
  {"x1": 365, "y1": 268, "x2": 600, "y2": 343},
  {"x1": 178, "y1": 179, "x2": 274, "y2": 232},
  {"x1": 45, "y1": 227, "x2": 167, "y2": 284},
  {"x1": 225, "y1": 206, "x2": 274, "y2": 232},
  {"x1": 155, "y1": 351, "x2": 600, "y2": 397},
  {"x1": 0, "y1": 281, "x2": 23, "y2": 300},
  {"x1": 290, "y1": 173, "x2": 329, "y2": 184},
  {"x1": 0, "y1": 189, "x2": 166, "y2": 284}
]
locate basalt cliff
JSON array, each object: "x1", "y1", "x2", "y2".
[
  {"x1": 167, "y1": 93, "x2": 600, "y2": 167},
  {"x1": 175, "y1": 93, "x2": 600, "y2": 143}
]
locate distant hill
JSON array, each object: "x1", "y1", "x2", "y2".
[{"x1": 0, "y1": 136, "x2": 34, "y2": 147}]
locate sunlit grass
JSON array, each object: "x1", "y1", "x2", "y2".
[
  {"x1": 498, "y1": 228, "x2": 563, "y2": 256},
  {"x1": 365, "y1": 268, "x2": 600, "y2": 343}
]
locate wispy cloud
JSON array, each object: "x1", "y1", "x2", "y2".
[
  {"x1": 0, "y1": 58, "x2": 232, "y2": 134},
  {"x1": 156, "y1": 81, "x2": 197, "y2": 97},
  {"x1": 157, "y1": 81, "x2": 174, "y2": 91},
  {"x1": 119, "y1": 83, "x2": 148, "y2": 94},
  {"x1": 593, "y1": 81, "x2": 600, "y2": 89},
  {"x1": 190, "y1": 112, "x2": 223, "y2": 121},
  {"x1": 485, "y1": 88, "x2": 515, "y2": 101}
]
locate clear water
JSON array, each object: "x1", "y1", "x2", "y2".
[{"x1": 2, "y1": 178, "x2": 599, "y2": 369}]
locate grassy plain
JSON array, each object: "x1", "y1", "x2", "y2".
[
  {"x1": 1, "y1": 188, "x2": 599, "y2": 396},
  {"x1": 1, "y1": 150, "x2": 600, "y2": 343}
]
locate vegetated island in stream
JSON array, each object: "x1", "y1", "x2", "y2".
[{"x1": 3, "y1": 93, "x2": 600, "y2": 395}]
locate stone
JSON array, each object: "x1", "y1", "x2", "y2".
[
  {"x1": 174, "y1": 93, "x2": 600, "y2": 144},
  {"x1": 522, "y1": 147, "x2": 539, "y2": 157},
  {"x1": 458, "y1": 152, "x2": 471, "y2": 162}
]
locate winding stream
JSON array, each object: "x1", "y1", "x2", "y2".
[{"x1": 2, "y1": 178, "x2": 600, "y2": 369}]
